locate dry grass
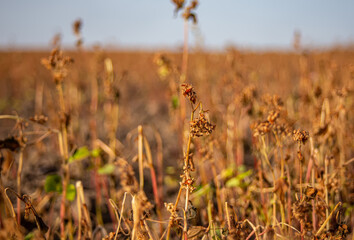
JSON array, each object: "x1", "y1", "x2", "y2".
[{"x1": 0, "y1": 6, "x2": 353, "y2": 240}]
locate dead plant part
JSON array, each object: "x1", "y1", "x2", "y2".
[
  {"x1": 41, "y1": 48, "x2": 73, "y2": 84},
  {"x1": 29, "y1": 115, "x2": 48, "y2": 125},
  {"x1": 102, "y1": 231, "x2": 116, "y2": 240},
  {"x1": 292, "y1": 197, "x2": 312, "y2": 225},
  {"x1": 262, "y1": 94, "x2": 284, "y2": 110},
  {"x1": 172, "y1": 0, "x2": 185, "y2": 14},
  {"x1": 182, "y1": 0, "x2": 198, "y2": 24},
  {"x1": 73, "y1": 19, "x2": 83, "y2": 48},
  {"x1": 251, "y1": 120, "x2": 271, "y2": 136},
  {"x1": 293, "y1": 129, "x2": 309, "y2": 145},
  {"x1": 109, "y1": 192, "x2": 129, "y2": 240},
  {"x1": 51, "y1": 33, "x2": 61, "y2": 47},
  {"x1": 187, "y1": 226, "x2": 206, "y2": 239},
  {"x1": 238, "y1": 84, "x2": 258, "y2": 107},
  {"x1": 131, "y1": 192, "x2": 153, "y2": 240},
  {"x1": 0, "y1": 137, "x2": 21, "y2": 152},
  {"x1": 115, "y1": 157, "x2": 139, "y2": 194},
  {"x1": 76, "y1": 181, "x2": 92, "y2": 239},
  {"x1": 190, "y1": 110, "x2": 216, "y2": 137},
  {"x1": 181, "y1": 83, "x2": 197, "y2": 104},
  {"x1": 304, "y1": 186, "x2": 318, "y2": 200},
  {"x1": 315, "y1": 202, "x2": 342, "y2": 238},
  {"x1": 4, "y1": 188, "x2": 49, "y2": 234},
  {"x1": 0, "y1": 13, "x2": 353, "y2": 240},
  {"x1": 267, "y1": 110, "x2": 280, "y2": 124},
  {"x1": 73, "y1": 19, "x2": 82, "y2": 36},
  {"x1": 138, "y1": 125, "x2": 144, "y2": 191},
  {"x1": 274, "y1": 178, "x2": 289, "y2": 204}
]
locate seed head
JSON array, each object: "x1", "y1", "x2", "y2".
[
  {"x1": 181, "y1": 83, "x2": 197, "y2": 104},
  {"x1": 293, "y1": 129, "x2": 309, "y2": 144},
  {"x1": 73, "y1": 19, "x2": 82, "y2": 36},
  {"x1": 41, "y1": 48, "x2": 73, "y2": 84},
  {"x1": 251, "y1": 121, "x2": 271, "y2": 136},
  {"x1": 190, "y1": 110, "x2": 215, "y2": 137}
]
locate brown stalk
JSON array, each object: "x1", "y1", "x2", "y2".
[
  {"x1": 56, "y1": 81, "x2": 71, "y2": 240},
  {"x1": 166, "y1": 102, "x2": 197, "y2": 240},
  {"x1": 315, "y1": 202, "x2": 341, "y2": 237},
  {"x1": 4, "y1": 188, "x2": 49, "y2": 235},
  {"x1": 138, "y1": 125, "x2": 144, "y2": 191},
  {"x1": 143, "y1": 135, "x2": 163, "y2": 232},
  {"x1": 16, "y1": 150, "x2": 23, "y2": 225}
]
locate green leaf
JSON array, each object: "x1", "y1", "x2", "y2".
[
  {"x1": 221, "y1": 167, "x2": 234, "y2": 179},
  {"x1": 171, "y1": 95, "x2": 179, "y2": 109},
  {"x1": 225, "y1": 177, "x2": 241, "y2": 188},
  {"x1": 24, "y1": 232, "x2": 34, "y2": 240},
  {"x1": 44, "y1": 174, "x2": 62, "y2": 193},
  {"x1": 225, "y1": 170, "x2": 252, "y2": 188},
  {"x1": 193, "y1": 184, "x2": 211, "y2": 197},
  {"x1": 98, "y1": 164, "x2": 115, "y2": 175},
  {"x1": 66, "y1": 184, "x2": 76, "y2": 201},
  {"x1": 236, "y1": 169, "x2": 252, "y2": 180},
  {"x1": 68, "y1": 146, "x2": 90, "y2": 163},
  {"x1": 91, "y1": 148, "x2": 101, "y2": 158}
]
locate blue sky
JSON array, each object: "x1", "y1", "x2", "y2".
[{"x1": 0, "y1": 0, "x2": 353, "y2": 50}]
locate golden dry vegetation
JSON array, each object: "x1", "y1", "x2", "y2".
[{"x1": 0, "y1": 4, "x2": 353, "y2": 240}]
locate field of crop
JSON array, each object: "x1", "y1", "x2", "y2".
[{"x1": 0, "y1": 4, "x2": 353, "y2": 240}]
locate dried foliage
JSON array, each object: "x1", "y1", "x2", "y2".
[{"x1": 0, "y1": 9, "x2": 353, "y2": 240}]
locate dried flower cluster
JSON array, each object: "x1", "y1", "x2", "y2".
[
  {"x1": 190, "y1": 110, "x2": 215, "y2": 137},
  {"x1": 172, "y1": 0, "x2": 199, "y2": 24},
  {"x1": 182, "y1": 0, "x2": 198, "y2": 24},
  {"x1": 292, "y1": 197, "x2": 312, "y2": 225},
  {"x1": 181, "y1": 83, "x2": 197, "y2": 104},
  {"x1": 238, "y1": 84, "x2": 257, "y2": 107},
  {"x1": 41, "y1": 48, "x2": 73, "y2": 84},
  {"x1": 293, "y1": 129, "x2": 309, "y2": 144},
  {"x1": 73, "y1": 19, "x2": 83, "y2": 48}
]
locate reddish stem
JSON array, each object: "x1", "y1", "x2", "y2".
[{"x1": 101, "y1": 176, "x2": 117, "y2": 226}]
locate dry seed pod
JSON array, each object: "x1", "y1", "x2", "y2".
[
  {"x1": 172, "y1": 0, "x2": 185, "y2": 14},
  {"x1": 190, "y1": 111, "x2": 215, "y2": 137},
  {"x1": 251, "y1": 121, "x2": 271, "y2": 136},
  {"x1": 181, "y1": 83, "x2": 197, "y2": 104},
  {"x1": 73, "y1": 19, "x2": 82, "y2": 36},
  {"x1": 292, "y1": 198, "x2": 311, "y2": 224},
  {"x1": 29, "y1": 115, "x2": 48, "y2": 124},
  {"x1": 0, "y1": 137, "x2": 21, "y2": 152},
  {"x1": 41, "y1": 48, "x2": 73, "y2": 84},
  {"x1": 293, "y1": 129, "x2": 309, "y2": 144},
  {"x1": 267, "y1": 110, "x2": 279, "y2": 124},
  {"x1": 304, "y1": 185, "x2": 318, "y2": 200}
]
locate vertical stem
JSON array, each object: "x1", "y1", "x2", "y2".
[
  {"x1": 56, "y1": 83, "x2": 70, "y2": 240},
  {"x1": 181, "y1": 19, "x2": 189, "y2": 80},
  {"x1": 211, "y1": 161, "x2": 223, "y2": 218},
  {"x1": 179, "y1": 19, "x2": 189, "y2": 146},
  {"x1": 138, "y1": 125, "x2": 144, "y2": 191},
  {"x1": 324, "y1": 156, "x2": 329, "y2": 231},
  {"x1": 225, "y1": 202, "x2": 231, "y2": 230},
  {"x1": 260, "y1": 136, "x2": 276, "y2": 230},
  {"x1": 167, "y1": 107, "x2": 195, "y2": 240},
  {"x1": 76, "y1": 182, "x2": 83, "y2": 240},
  {"x1": 89, "y1": 71, "x2": 103, "y2": 225},
  {"x1": 16, "y1": 150, "x2": 23, "y2": 225},
  {"x1": 183, "y1": 187, "x2": 189, "y2": 239}
]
